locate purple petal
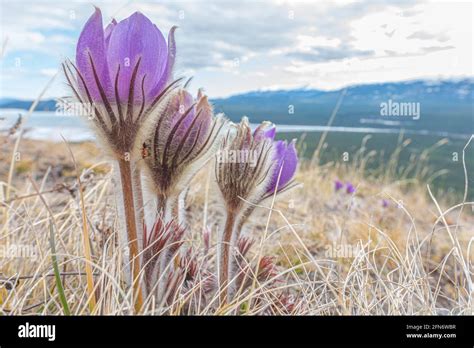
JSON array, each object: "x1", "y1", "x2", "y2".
[
  {"x1": 264, "y1": 126, "x2": 276, "y2": 140},
  {"x1": 76, "y1": 7, "x2": 112, "y2": 102},
  {"x1": 106, "y1": 12, "x2": 167, "y2": 104},
  {"x1": 253, "y1": 123, "x2": 275, "y2": 142},
  {"x1": 278, "y1": 140, "x2": 298, "y2": 187},
  {"x1": 267, "y1": 140, "x2": 298, "y2": 193},
  {"x1": 346, "y1": 183, "x2": 356, "y2": 194},
  {"x1": 104, "y1": 18, "x2": 117, "y2": 51},
  {"x1": 174, "y1": 94, "x2": 212, "y2": 153},
  {"x1": 173, "y1": 90, "x2": 195, "y2": 128},
  {"x1": 165, "y1": 90, "x2": 196, "y2": 148},
  {"x1": 149, "y1": 26, "x2": 177, "y2": 100},
  {"x1": 335, "y1": 180, "x2": 344, "y2": 191}
]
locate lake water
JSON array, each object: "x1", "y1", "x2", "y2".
[
  {"x1": 2, "y1": 109, "x2": 472, "y2": 197},
  {"x1": 0, "y1": 109, "x2": 470, "y2": 142}
]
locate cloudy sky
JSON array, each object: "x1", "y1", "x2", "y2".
[{"x1": 0, "y1": 0, "x2": 472, "y2": 99}]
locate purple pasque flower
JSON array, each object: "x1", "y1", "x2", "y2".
[
  {"x1": 334, "y1": 180, "x2": 344, "y2": 192},
  {"x1": 215, "y1": 119, "x2": 298, "y2": 303},
  {"x1": 76, "y1": 7, "x2": 175, "y2": 105},
  {"x1": 346, "y1": 182, "x2": 356, "y2": 194},
  {"x1": 382, "y1": 199, "x2": 389, "y2": 208},
  {"x1": 216, "y1": 118, "x2": 272, "y2": 212},
  {"x1": 64, "y1": 7, "x2": 180, "y2": 154},
  {"x1": 216, "y1": 119, "x2": 298, "y2": 211},
  {"x1": 141, "y1": 89, "x2": 227, "y2": 205}
]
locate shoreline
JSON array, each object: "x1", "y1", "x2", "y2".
[{"x1": 1, "y1": 125, "x2": 471, "y2": 143}]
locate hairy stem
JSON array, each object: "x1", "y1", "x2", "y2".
[
  {"x1": 156, "y1": 192, "x2": 178, "y2": 301},
  {"x1": 117, "y1": 158, "x2": 143, "y2": 312},
  {"x1": 173, "y1": 190, "x2": 187, "y2": 226},
  {"x1": 219, "y1": 210, "x2": 236, "y2": 305},
  {"x1": 132, "y1": 165, "x2": 145, "y2": 251}
]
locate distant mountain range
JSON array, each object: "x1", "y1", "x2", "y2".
[
  {"x1": 0, "y1": 98, "x2": 58, "y2": 112},
  {"x1": 1, "y1": 79, "x2": 473, "y2": 134},
  {"x1": 211, "y1": 79, "x2": 473, "y2": 135}
]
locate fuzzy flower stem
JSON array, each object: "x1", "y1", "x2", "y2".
[
  {"x1": 132, "y1": 167, "x2": 145, "y2": 250},
  {"x1": 117, "y1": 158, "x2": 144, "y2": 312},
  {"x1": 155, "y1": 192, "x2": 178, "y2": 300},
  {"x1": 174, "y1": 190, "x2": 187, "y2": 226},
  {"x1": 156, "y1": 193, "x2": 178, "y2": 222},
  {"x1": 219, "y1": 209, "x2": 237, "y2": 305}
]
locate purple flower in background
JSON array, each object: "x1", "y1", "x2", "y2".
[
  {"x1": 382, "y1": 199, "x2": 389, "y2": 208},
  {"x1": 346, "y1": 182, "x2": 356, "y2": 194},
  {"x1": 334, "y1": 180, "x2": 344, "y2": 192}
]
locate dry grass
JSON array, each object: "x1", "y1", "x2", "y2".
[{"x1": 1, "y1": 132, "x2": 473, "y2": 315}]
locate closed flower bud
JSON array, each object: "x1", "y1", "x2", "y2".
[{"x1": 140, "y1": 89, "x2": 227, "y2": 217}]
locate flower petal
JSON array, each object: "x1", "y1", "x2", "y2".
[
  {"x1": 268, "y1": 140, "x2": 298, "y2": 192},
  {"x1": 171, "y1": 92, "x2": 214, "y2": 156},
  {"x1": 149, "y1": 26, "x2": 177, "y2": 100},
  {"x1": 253, "y1": 122, "x2": 274, "y2": 142},
  {"x1": 104, "y1": 18, "x2": 117, "y2": 51},
  {"x1": 195, "y1": 94, "x2": 212, "y2": 136},
  {"x1": 159, "y1": 90, "x2": 194, "y2": 151},
  {"x1": 76, "y1": 7, "x2": 111, "y2": 102},
  {"x1": 264, "y1": 126, "x2": 276, "y2": 140},
  {"x1": 107, "y1": 12, "x2": 167, "y2": 103},
  {"x1": 346, "y1": 183, "x2": 356, "y2": 194}
]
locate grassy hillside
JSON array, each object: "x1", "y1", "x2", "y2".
[
  {"x1": 278, "y1": 131, "x2": 474, "y2": 200},
  {"x1": 1, "y1": 136, "x2": 472, "y2": 315}
]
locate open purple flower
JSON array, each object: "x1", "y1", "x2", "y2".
[
  {"x1": 334, "y1": 180, "x2": 344, "y2": 191},
  {"x1": 76, "y1": 7, "x2": 175, "y2": 106},
  {"x1": 64, "y1": 7, "x2": 180, "y2": 154},
  {"x1": 63, "y1": 8, "x2": 183, "y2": 312}
]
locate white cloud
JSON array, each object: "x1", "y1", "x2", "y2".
[
  {"x1": 0, "y1": 0, "x2": 472, "y2": 98},
  {"x1": 40, "y1": 68, "x2": 58, "y2": 77}
]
